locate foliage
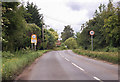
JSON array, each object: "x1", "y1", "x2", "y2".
[
  {"x1": 73, "y1": 49, "x2": 119, "y2": 64},
  {"x1": 64, "y1": 37, "x2": 77, "y2": 49},
  {"x1": 25, "y1": 2, "x2": 43, "y2": 28},
  {"x1": 2, "y1": 50, "x2": 48, "y2": 80},
  {"x1": 44, "y1": 29, "x2": 56, "y2": 49},
  {"x1": 2, "y1": 2, "x2": 27, "y2": 51},
  {"x1": 60, "y1": 43, "x2": 68, "y2": 50},
  {"x1": 103, "y1": 14, "x2": 120, "y2": 47},
  {"x1": 2, "y1": 2, "x2": 58, "y2": 51},
  {"x1": 61, "y1": 25, "x2": 74, "y2": 42},
  {"x1": 76, "y1": 0, "x2": 120, "y2": 50},
  {"x1": 38, "y1": 29, "x2": 57, "y2": 49},
  {"x1": 24, "y1": 24, "x2": 42, "y2": 49},
  {"x1": 48, "y1": 28, "x2": 58, "y2": 41},
  {"x1": 76, "y1": 28, "x2": 90, "y2": 50}
]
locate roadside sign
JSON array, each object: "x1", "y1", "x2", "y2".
[
  {"x1": 31, "y1": 39, "x2": 37, "y2": 43},
  {"x1": 89, "y1": 30, "x2": 94, "y2": 51},
  {"x1": 90, "y1": 30, "x2": 95, "y2": 36},
  {"x1": 31, "y1": 34, "x2": 37, "y2": 43}
]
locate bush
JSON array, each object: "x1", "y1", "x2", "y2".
[
  {"x1": 64, "y1": 37, "x2": 78, "y2": 49},
  {"x1": 60, "y1": 43, "x2": 67, "y2": 50},
  {"x1": 103, "y1": 47, "x2": 118, "y2": 52}
]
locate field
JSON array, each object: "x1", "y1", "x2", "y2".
[{"x1": 73, "y1": 49, "x2": 119, "y2": 64}]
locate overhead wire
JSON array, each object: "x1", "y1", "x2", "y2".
[{"x1": 43, "y1": 14, "x2": 82, "y2": 26}]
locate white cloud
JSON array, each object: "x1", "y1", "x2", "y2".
[{"x1": 23, "y1": 0, "x2": 119, "y2": 39}]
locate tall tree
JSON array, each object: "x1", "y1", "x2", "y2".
[
  {"x1": 25, "y1": 2, "x2": 43, "y2": 28},
  {"x1": 2, "y1": 2, "x2": 26, "y2": 51},
  {"x1": 61, "y1": 25, "x2": 74, "y2": 42}
]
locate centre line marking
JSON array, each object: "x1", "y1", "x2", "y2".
[
  {"x1": 65, "y1": 58, "x2": 70, "y2": 61},
  {"x1": 93, "y1": 76, "x2": 101, "y2": 81},
  {"x1": 71, "y1": 63, "x2": 85, "y2": 71}
]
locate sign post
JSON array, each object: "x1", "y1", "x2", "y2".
[
  {"x1": 31, "y1": 34, "x2": 37, "y2": 50},
  {"x1": 89, "y1": 30, "x2": 95, "y2": 51}
]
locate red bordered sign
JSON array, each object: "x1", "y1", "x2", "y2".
[{"x1": 89, "y1": 30, "x2": 95, "y2": 36}]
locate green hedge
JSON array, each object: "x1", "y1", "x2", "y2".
[
  {"x1": 2, "y1": 50, "x2": 48, "y2": 80},
  {"x1": 73, "y1": 49, "x2": 118, "y2": 64}
]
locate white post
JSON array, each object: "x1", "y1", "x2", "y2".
[{"x1": 34, "y1": 43, "x2": 37, "y2": 51}]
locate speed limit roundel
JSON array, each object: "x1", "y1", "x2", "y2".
[
  {"x1": 90, "y1": 30, "x2": 95, "y2": 36},
  {"x1": 32, "y1": 35, "x2": 36, "y2": 38},
  {"x1": 31, "y1": 34, "x2": 37, "y2": 39}
]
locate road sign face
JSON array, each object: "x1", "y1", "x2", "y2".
[
  {"x1": 31, "y1": 34, "x2": 37, "y2": 39},
  {"x1": 31, "y1": 39, "x2": 37, "y2": 43},
  {"x1": 32, "y1": 35, "x2": 36, "y2": 38},
  {"x1": 90, "y1": 30, "x2": 95, "y2": 35},
  {"x1": 31, "y1": 34, "x2": 37, "y2": 43}
]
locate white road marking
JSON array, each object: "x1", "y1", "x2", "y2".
[
  {"x1": 64, "y1": 58, "x2": 70, "y2": 61},
  {"x1": 71, "y1": 63, "x2": 85, "y2": 71},
  {"x1": 59, "y1": 53, "x2": 64, "y2": 58},
  {"x1": 59, "y1": 52, "x2": 102, "y2": 81},
  {"x1": 93, "y1": 76, "x2": 101, "y2": 81}
]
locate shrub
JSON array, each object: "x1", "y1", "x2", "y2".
[
  {"x1": 60, "y1": 43, "x2": 67, "y2": 50},
  {"x1": 64, "y1": 37, "x2": 78, "y2": 49}
]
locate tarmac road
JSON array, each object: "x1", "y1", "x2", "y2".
[{"x1": 16, "y1": 50, "x2": 118, "y2": 81}]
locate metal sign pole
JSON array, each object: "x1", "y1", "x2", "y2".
[
  {"x1": 91, "y1": 35, "x2": 93, "y2": 51},
  {"x1": 31, "y1": 43, "x2": 33, "y2": 50}
]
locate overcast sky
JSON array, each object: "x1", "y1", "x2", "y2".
[{"x1": 23, "y1": 0, "x2": 119, "y2": 39}]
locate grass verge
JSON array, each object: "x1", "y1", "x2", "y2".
[
  {"x1": 73, "y1": 49, "x2": 119, "y2": 64},
  {"x1": 2, "y1": 50, "x2": 48, "y2": 80}
]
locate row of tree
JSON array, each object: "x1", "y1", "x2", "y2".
[
  {"x1": 61, "y1": 0, "x2": 120, "y2": 51},
  {"x1": 2, "y1": 2, "x2": 58, "y2": 52}
]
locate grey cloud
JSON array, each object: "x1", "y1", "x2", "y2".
[
  {"x1": 66, "y1": 1, "x2": 101, "y2": 18},
  {"x1": 67, "y1": 2, "x2": 83, "y2": 11}
]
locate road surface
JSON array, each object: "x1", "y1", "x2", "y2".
[{"x1": 16, "y1": 50, "x2": 118, "y2": 81}]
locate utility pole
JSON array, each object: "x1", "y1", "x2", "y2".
[
  {"x1": 42, "y1": 24, "x2": 44, "y2": 42},
  {"x1": 42, "y1": 22, "x2": 44, "y2": 50}
]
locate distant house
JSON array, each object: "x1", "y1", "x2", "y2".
[{"x1": 56, "y1": 40, "x2": 61, "y2": 46}]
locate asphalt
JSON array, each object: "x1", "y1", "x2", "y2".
[{"x1": 16, "y1": 50, "x2": 118, "y2": 81}]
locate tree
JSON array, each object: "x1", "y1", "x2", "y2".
[
  {"x1": 103, "y1": 14, "x2": 120, "y2": 47},
  {"x1": 48, "y1": 28, "x2": 58, "y2": 41},
  {"x1": 2, "y1": 2, "x2": 26, "y2": 51},
  {"x1": 43, "y1": 29, "x2": 56, "y2": 49},
  {"x1": 64, "y1": 37, "x2": 77, "y2": 49},
  {"x1": 76, "y1": 0, "x2": 120, "y2": 50},
  {"x1": 24, "y1": 24, "x2": 42, "y2": 49},
  {"x1": 76, "y1": 27, "x2": 91, "y2": 50},
  {"x1": 25, "y1": 2, "x2": 43, "y2": 28},
  {"x1": 61, "y1": 25, "x2": 74, "y2": 42}
]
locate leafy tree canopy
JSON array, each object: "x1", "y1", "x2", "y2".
[{"x1": 61, "y1": 25, "x2": 74, "y2": 42}]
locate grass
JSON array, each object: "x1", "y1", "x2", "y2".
[
  {"x1": 73, "y1": 49, "x2": 119, "y2": 64},
  {"x1": 2, "y1": 50, "x2": 48, "y2": 80},
  {"x1": 0, "y1": 51, "x2": 2, "y2": 82}
]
